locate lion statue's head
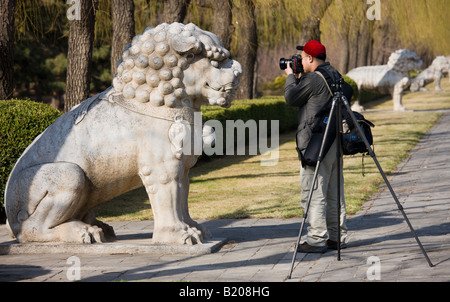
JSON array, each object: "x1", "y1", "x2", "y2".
[
  {"x1": 387, "y1": 49, "x2": 423, "y2": 74},
  {"x1": 430, "y1": 56, "x2": 450, "y2": 75},
  {"x1": 410, "y1": 56, "x2": 450, "y2": 92},
  {"x1": 111, "y1": 22, "x2": 242, "y2": 109}
]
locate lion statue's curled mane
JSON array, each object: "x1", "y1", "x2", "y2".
[{"x1": 112, "y1": 22, "x2": 234, "y2": 108}]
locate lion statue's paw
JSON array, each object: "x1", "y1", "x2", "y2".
[
  {"x1": 153, "y1": 222, "x2": 211, "y2": 245},
  {"x1": 56, "y1": 220, "x2": 107, "y2": 244}
]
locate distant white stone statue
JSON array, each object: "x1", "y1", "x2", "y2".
[
  {"x1": 447, "y1": 56, "x2": 450, "y2": 83},
  {"x1": 347, "y1": 49, "x2": 422, "y2": 112},
  {"x1": 5, "y1": 23, "x2": 242, "y2": 245},
  {"x1": 410, "y1": 56, "x2": 450, "y2": 92}
]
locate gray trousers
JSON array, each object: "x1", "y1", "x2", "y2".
[{"x1": 300, "y1": 139, "x2": 348, "y2": 247}]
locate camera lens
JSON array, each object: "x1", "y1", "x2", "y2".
[{"x1": 279, "y1": 58, "x2": 292, "y2": 70}]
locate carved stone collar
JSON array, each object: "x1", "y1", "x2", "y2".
[{"x1": 108, "y1": 92, "x2": 197, "y2": 125}]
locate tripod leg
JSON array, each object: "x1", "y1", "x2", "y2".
[
  {"x1": 286, "y1": 192, "x2": 312, "y2": 279},
  {"x1": 336, "y1": 99, "x2": 342, "y2": 261},
  {"x1": 340, "y1": 96, "x2": 434, "y2": 267},
  {"x1": 287, "y1": 99, "x2": 338, "y2": 279}
]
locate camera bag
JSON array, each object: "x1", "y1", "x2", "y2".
[
  {"x1": 341, "y1": 112, "x2": 375, "y2": 155},
  {"x1": 301, "y1": 114, "x2": 335, "y2": 166}
]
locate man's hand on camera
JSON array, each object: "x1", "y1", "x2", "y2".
[
  {"x1": 284, "y1": 65, "x2": 302, "y2": 78},
  {"x1": 284, "y1": 65, "x2": 294, "y2": 76}
]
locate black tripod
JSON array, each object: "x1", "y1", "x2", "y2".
[{"x1": 287, "y1": 78, "x2": 433, "y2": 280}]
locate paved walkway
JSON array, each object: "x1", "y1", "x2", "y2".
[{"x1": 1, "y1": 113, "x2": 449, "y2": 283}]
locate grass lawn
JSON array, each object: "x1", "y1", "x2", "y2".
[{"x1": 95, "y1": 81, "x2": 450, "y2": 221}]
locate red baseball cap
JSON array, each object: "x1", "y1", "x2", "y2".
[{"x1": 297, "y1": 40, "x2": 326, "y2": 60}]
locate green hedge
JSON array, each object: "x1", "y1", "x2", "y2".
[
  {"x1": 342, "y1": 74, "x2": 359, "y2": 104},
  {"x1": 260, "y1": 74, "x2": 360, "y2": 105},
  {"x1": 200, "y1": 97, "x2": 298, "y2": 157},
  {"x1": 0, "y1": 99, "x2": 61, "y2": 213},
  {"x1": 202, "y1": 96, "x2": 297, "y2": 132}
]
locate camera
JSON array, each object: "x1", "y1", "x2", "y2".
[{"x1": 279, "y1": 54, "x2": 303, "y2": 74}]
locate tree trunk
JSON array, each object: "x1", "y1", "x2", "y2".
[
  {"x1": 194, "y1": 0, "x2": 233, "y2": 49},
  {"x1": 357, "y1": 21, "x2": 370, "y2": 67},
  {"x1": 299, "y1": 0, "x2": 332, "y2": 44},
  {"x1": 234, "y1": 0, "x2": 257, "y2": 100},
  {"x1": 0, "y1": 0, "x2": 16, "y2": 100},
  {"x1": 211, "y1": 0, "x2": 233, "y2": 50},
  {"x1": 337, "y1": 27, "x2": 350, "y2": 73},
  {"x1": 65, "y1": 0, "x2": 97, "y2": 112},
  {"x1": 356, "y1": 2, "x2": 373, "y2": 67},
  {"x1": 299, "y1": 17, "x2": 321, "y2": 45},
  {"x1": 163, "y1": 0, "x2": 191, "y2": 23},
  {"x1": 347, "y1": 18, "x2": 359, "y2": 72},
  {"x1": 111, "y1": 0, "x2": 135, "y2": 77}
]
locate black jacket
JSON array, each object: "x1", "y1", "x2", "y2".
[{"x1": 284, "y1": 62, "x2": 351, "y2": 164}]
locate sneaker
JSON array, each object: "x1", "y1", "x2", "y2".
[
  {"x1": 326, "y1": 240, "x2": 347, "y2": 250},
  {"x1": 297, "y1": 242, "x2": 327, "y2": 253}
]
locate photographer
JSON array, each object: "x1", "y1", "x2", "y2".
[{"x1": 283, "y1": 40, "x2": 347, "y2": 253}]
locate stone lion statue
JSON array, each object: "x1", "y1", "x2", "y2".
[
  {"x1": 447, "y1": 56, "x2": 450, "y2": 83},
  {"x1": 5, "y1": 23, "x2": 242, "y2": 245},
  {"x1": 410, "y1": 56, "x2": 450, "y2": 92},
  {"x1": 347, "y1": 49, "x2": 422, "y2": 112}
]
